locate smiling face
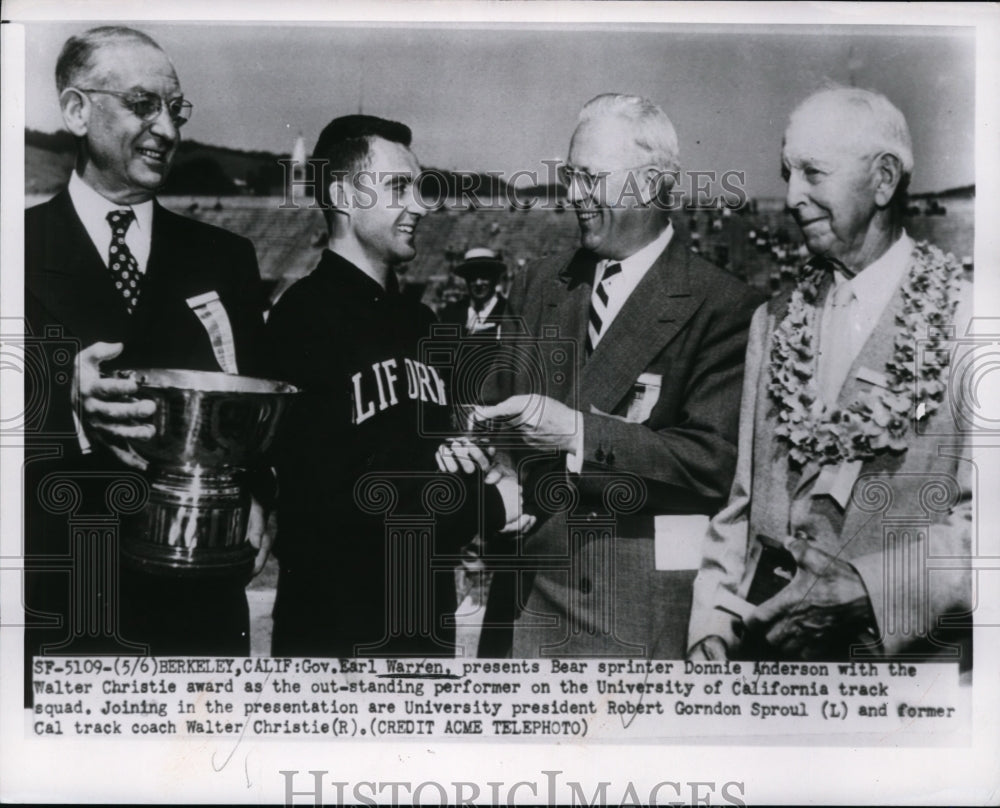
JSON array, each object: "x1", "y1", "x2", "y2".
[
  {"x1": 566, "y1": 115, "x2": 660, "y2": 260},
  {"x1": 347, "y1": 136, "x2": 424, "y2": 270},
  {"x1": 70, "y1": 41, "x2": 182, "y2": 204},
  {"x1": 781, "y1": 102, "x2": 883, "y2": 267}
]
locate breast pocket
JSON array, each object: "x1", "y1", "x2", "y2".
[{"x1": 623, "y1": 372, "x2": 663, "y2": 424}]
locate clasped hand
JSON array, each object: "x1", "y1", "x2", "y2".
[
  {"x1": 435, "y1": 437, "x2": 536, "y2": 534},
  {"x1": 744, "y1": 536, "x2": 874, "y2": 658}
]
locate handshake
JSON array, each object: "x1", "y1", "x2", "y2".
[{"x1": 433, "y1": 393, "x2": 583, "y2": 535}]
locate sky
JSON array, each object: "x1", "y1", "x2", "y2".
[{"x1": 20, "y1": 21, "x2": 975, "y2": 198}]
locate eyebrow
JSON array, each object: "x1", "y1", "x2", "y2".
[
  {"x1": 122, "y1": 85, "x2": 184, "y2": 98},
  {"x1": 783, "y1": 153, "x2": 833, "y2": 168}
]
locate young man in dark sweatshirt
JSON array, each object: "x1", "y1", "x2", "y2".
[{"x1": 266, "y1": 115, "x2": 523, "y2": 657}]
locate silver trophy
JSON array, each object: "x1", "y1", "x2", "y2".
[{"x1": 120, "y1": 368, "x2": 297, "y2": 577}]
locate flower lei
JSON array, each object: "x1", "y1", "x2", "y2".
[{"x1": 767, "y1": 241, "x2": 963, "y2": 468}]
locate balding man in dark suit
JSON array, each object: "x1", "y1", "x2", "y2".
[{"x1": 24, "y1": 28, "x2": 268, "y2": 695}]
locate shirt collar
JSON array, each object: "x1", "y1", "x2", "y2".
[
  {"x1": 468, "y1": 294, "x2": 499, "y2": 319},
  {"x1": 834, "y1": 231, "x2": 913, "y2": 324},
  {"x1": 599, "y1": 221, "x2": 674, "y2": 282},
  {"x1": 68, "y1": 170, "x2": 154, "y2": 237}
]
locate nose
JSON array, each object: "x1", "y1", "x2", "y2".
[
  {"x1": 148, "y1": 101, "x2": 179, "y2": 144},
  {"x1": 785, "y1": 169, "x2": 807, "y2": 211},
  {"x1": 403, "y1": 183, "x2": 427, "y2": 218},
  {"x1": 565, "y1": 176, "x2": 590, "y2": 207}
]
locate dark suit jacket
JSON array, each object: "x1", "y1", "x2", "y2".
[
  {"x1": 485, "y1": 235, "x2": 763, "y2": 658},
  {"x1": 23, "y1": 189, "x2": 267, "y2": 675},
  {"x1": 25, "y1": 189, "x2": 266, "y2": 443}
]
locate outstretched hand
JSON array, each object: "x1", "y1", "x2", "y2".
[
  {"x1": 435, "y1": 437, "x2": 500, "y2": 482},
  {"x1": 472, "y1": 395, "x2": 579, "y2": 453}
]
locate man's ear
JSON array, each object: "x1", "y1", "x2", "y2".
[
  {"x1": 59, "y1": 88, "x2": 90, "y2": 137},
  {"x1": 648, "y1": 166, "x2": 679, "y2": 209},
  {"x1": 872, "y1": 152, "x2": 904, "y2": 208},
  {"x1": 326, "y1": 176, "x2": 353, "y2": 214}
]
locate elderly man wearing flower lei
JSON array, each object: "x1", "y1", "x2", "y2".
[{"x1": 687, "y1": 86, "x2": 972, "y2": 666}]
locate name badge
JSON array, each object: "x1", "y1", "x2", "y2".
[
  {"x1": 186, "y1": 291, "x2": 238, "y2": 374},
  {"x1": 626, "y1": 372, "x2": 662, "y2": 424}
]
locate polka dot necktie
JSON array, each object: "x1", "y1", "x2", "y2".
[{"x1": 106, "y1": 209, "x2": 142, "y2": 313}]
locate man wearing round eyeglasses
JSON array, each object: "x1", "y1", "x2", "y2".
[
  {"x1": 24, "y1": 27, "x2": 269, "y2": 692},
  {"x1": 475, "y1": 93, "x2": 763, "y2": 658}
]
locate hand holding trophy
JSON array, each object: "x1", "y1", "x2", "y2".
[{"x1": 117, "y1": 368, "x2": 297, "y2": 578}]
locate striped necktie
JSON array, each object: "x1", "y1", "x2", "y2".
[{"x1": 586, "y1": 262, "x2": 622, "y2": 355}]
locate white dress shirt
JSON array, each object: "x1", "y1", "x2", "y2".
[
  {"x1": 68, "y1": 171, "x2": 154, "y2": 274},
  {"x1": 818, "y1": 232, "x2": 913, "y2": 397},
  {"x1": 592, "y1": 222, "x2": 675, "y2": 339},
  {"x1": 465, "y1": 294, "x2": 500, "y2": 332}
]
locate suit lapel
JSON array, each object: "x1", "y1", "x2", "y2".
[
  {"x1": 580, "y1": 236, "x2": 700, "y2": 414},
  {"x1": 139, "y1": 203, "x2": 214, "y2": 322},
  {"x1": 27, "y1": 190, "x2": 132, "y2": 342},
  {"x1": 541, "y1": 249, "x2": 596, "y2": 397},
  {"x1": 136, "y1": 202, "x2": 175, "y2": 320}
]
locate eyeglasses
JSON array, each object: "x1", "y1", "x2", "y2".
[
  {"x1": 557, "y1": 163, "x2": 656, "y2": 197},
  {"x1": 77, "y1": 88, "x2": 193, "y2": 127}
]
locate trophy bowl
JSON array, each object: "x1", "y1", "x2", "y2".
[{"x1": 120, "y1": 368, "x2": 297, "y2": 577}]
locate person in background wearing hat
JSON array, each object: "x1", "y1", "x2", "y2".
[
  {"x1": 265, "y1": 115, "x2": 528, "y2": 657},
  {"x1": 23, "y1": 26, "x2": 269, "y2": 700},
  {"x1": 439, "y1": 248, "x2": 508, "y2": 336}
]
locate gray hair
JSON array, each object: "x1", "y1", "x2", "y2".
[
  {"x1": 577, "y1": 93, "x2": 680, "y2": 173},
  {"x1": 56, "y1": 26, "x2": 165, "y2": 93},
  {"x1": 789, "y1": 85, "x2": 914, "y2": 178}
]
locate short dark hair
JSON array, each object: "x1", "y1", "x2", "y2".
[
  {"x1": 55, "y1": 26, "x2": 164, "y2": 93},
  {"x1": 311, "y1": 115, "x2": 412, "y2": 225}
]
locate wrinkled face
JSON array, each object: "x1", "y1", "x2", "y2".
[
  {"x1": 467, "y1": 271, "x2": 497, "y2": 305},
  {"x1": 781, "y1": 104, "x2": 881, "y2": 265},
  {"x1": 75, "y1": 42, "x2": 182, "y2": 203},
  {"x1": 347, "y1": 137, "x2": 424, "y2": 269},
  {"x1": 566, "y1": 115, "x2": 658, "y2": 260}
]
